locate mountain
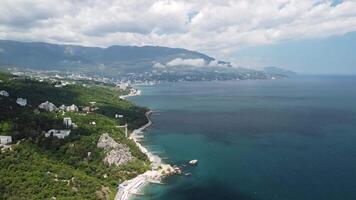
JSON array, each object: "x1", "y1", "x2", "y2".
[
  {"x1": 0, "y1": 40, "x2": 215, "y2": 74},
  {"x1": 0, "y1": 40, "x2": 290, "y2": 81},
  {"x1": 263, "y1": 66, "x2": 297, "y2": 77}
]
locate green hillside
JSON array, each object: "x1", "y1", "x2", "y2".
[{"x1": 0, "y1": 72, "x2": 150, "y2": 199}]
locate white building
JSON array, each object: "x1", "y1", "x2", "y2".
[
  {"x1": 66, "y1": 104, "x2": 78, "y2": 112},
  {"x1": 0, "y1": 136, "x2": 12, "y2": 145},
  {"x1": 115, "y1": 114, "x2": 124, "y2": 118},
  {"x1": 0, "y1": 90, "x2": 9, "y2": 97},
  {"x1": 16, "y1": 98, "x2": 27, "y2": 106},
  {"x1": 45, "y1": 129, "x2": 71, "y2": 139},
  {"x1": 38, "y1": 101, "x2": 57, "y2": 112},
  {"x1": 63, "y1": 117, "x2": 72, "y2": 128},
  {"x1": 82, "y1": 106, "x2": 91, "y2": 113}
]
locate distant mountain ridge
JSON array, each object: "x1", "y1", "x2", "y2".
[
  {"x1": 0, "y1": 39, "x2": 215, "y2": 74},
  {"x1": 0, "y1": 40, "x2": 293, "y2": 81}
]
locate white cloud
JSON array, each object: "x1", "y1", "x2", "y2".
[
  {"x1": 166, "y1": 58, "x2": 206, "y2": 67},
  {"x1": 155, "y1": 58, "x2": 230, "y2": 69},
  {"x1": 1, "y1": 0, "x2": 356, "y2": 61},
  {"x1": 207, "y1": 60, "x2": 229, "y2": 67},
  {"x1": 153, "y1": 62, "x2": 166, "y2": 68}
]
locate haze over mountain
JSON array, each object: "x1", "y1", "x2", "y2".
[
  {"x1": 263, "y1": 66, "x2": 297, "y2": 77},
  {"x1": 0, "y1": 39, "x2": 287, "y2": 81},
  {"x1": 0, "y1": 40, "x2": 216, "y2": 73}
]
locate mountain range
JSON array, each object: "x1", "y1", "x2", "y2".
[{"x1": 0, "y1": 39, "x2": 292, "y2": 80}]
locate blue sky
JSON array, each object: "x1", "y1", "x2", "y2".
[{"x1": 234, "y1": 32, "x2": 356, "y2": 74}]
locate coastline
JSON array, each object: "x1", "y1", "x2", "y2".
[
  {"x1": 115, "y1": 93, "x2": 175, "y2": 200},
  {"x1": 119, "y1": 88, "x2": 141, "y2": 99}
]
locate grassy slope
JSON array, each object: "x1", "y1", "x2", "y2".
[{"x1": 0, "y1": 72, "x2": 149, "y2": 199}]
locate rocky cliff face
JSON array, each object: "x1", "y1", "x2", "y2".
[{"x1": 97, "y1": 133, "x2": 133, "y2": 166}]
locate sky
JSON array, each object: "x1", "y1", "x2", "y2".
[{"x1": 0, "y1": 0, "x2": 355, "y2": 74}]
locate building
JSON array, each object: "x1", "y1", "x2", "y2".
[
  {"x1": 38, "y1": 101, "x2": 57, "y2": 112},
  {"x1": 63, "y1": 117, "x2": 72, "y2": 128},
  {"x1": 45, "y1": 129, "x2": 71, "y2": 139},
  {"x1": 66, "y1": 104, "x2": 78, "y2": 112},
  {"x1": 82, "y1": 106, "x2": 91, "y2": 113},
  {"x1": 0, "y1": 90, "x2": 9, "y2": 97},
  {"x1": 16, "y1": 98, "x2": 27, "y2": 106},
  {"x1": 0, "y1": 136, "x2": 12, "y2": 145},
  {"x1": 115, "y1": 114, "x2": 124, "y2": 118}
]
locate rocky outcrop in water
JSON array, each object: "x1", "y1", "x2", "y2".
[{"x1": 97, "y1": 133, "x2": 133, "y2": 166}]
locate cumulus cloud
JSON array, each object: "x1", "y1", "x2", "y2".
[
  {"x1": 154, "y1": 58, "x2": 230, "y2": 69},
  {"x1": 166, "y1": 58, "x2": 206, "y2": 67},
  {"x1": 207, "y1": 60, "x2": 230, "y2": 67},
  {"x1": 153, "y1": 62, "x2": 166, "y2": 68},
  {"x1": 1, "y1": 0, "x2": 356, "y2": 60}
]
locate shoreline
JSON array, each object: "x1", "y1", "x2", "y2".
[
  {"x1": 119, "y1": 88, "x2": 141, "y2": 99},
  {"x1": 115, "y1": 111, "x2": 175, "y2": 200}
]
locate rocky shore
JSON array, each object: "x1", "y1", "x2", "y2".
[{"x1": 115, "y1": 111, "x2": 176, "y2": 200}]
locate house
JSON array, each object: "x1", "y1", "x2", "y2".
[
  {"x1": 89, "y1": 121, "x2": 96, "y2": 125},
  {"x1": 0, "y1": 90, "x2": 9, "y2": 97},
  {"x1": 16, "y1": 98, "x2": 27, "y2": 106},
  {"x1": 115, "y1": 114, "x2": 124, "y2": 118},
  {"x1": 82, "y1": 106, "x2": 91, "y2": 113},
  {"x1": 45, "y1": 129, "x2": 71, "y2": 139},
  {"x1": 66, "y1": 104, "x2": 78, "y2": 112},
  {"x1": 38, "y1": 101, "x2": 57, "y2": 112},
  {"x1": 63, "y1": 117, "x2": 72, "y2": 128},
  {"x1": 0, "y1": 136, "x2": 12, "y2": 145}
]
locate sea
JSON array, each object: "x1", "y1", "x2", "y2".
[{"x1": 129, "y1": 76, "x2": 356, "y2": 200}]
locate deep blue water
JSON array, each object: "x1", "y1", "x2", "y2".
[{"x1": 130, "y1": 76, "x2": 356, "y2": 200}]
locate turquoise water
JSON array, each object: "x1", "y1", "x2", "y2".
[{"x1": 130, "y1": 76, "x2": 356, "y2": 200}]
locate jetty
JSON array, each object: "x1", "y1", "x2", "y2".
[{"x1": 115, "y1": 111, "x2": 176, "y2": 200}]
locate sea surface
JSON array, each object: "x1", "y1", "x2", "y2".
[{"x1": 129, "y1": 76, "x2": 356, "y2": 200}]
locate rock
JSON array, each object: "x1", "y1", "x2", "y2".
[
  {"x1": 189, "y1": 159, "x2": 198, "y2": 166},
  {"x1": 97, "y1": 133, "x2": 133, "y2": 167},
  {"x1": 173, "y1": 167, "x2": 181, "y2": 174}
]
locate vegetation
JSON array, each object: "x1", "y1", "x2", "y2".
[{"x1": 0, "y1": 71, "x2": 150, "y2": 199}]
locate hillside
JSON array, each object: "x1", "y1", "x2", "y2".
[
  {"x1": 0, "y1": 40, "x2": 214, "y2": 74},
  {"x1": 0, "y1": 72, "x2": 149, "y2": 199}
]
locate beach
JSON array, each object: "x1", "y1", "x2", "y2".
[{"x1": 114, "y1": 111, "x2": 175, "y2": 200}]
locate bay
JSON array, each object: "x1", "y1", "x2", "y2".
[{"x1": 130, "y1": 76, "x2": 356, "y2": 200}]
